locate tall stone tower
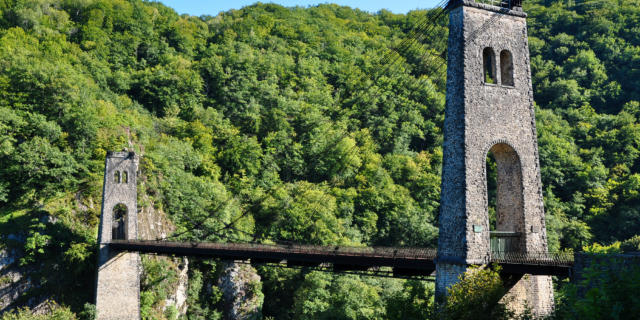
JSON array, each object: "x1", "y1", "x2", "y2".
[
  {"x1": 95, "y1": 151, "x2": 140, "y2": 320},
  {"x1": 435, "y1": 0, "x2": 553, "y2": 315}
]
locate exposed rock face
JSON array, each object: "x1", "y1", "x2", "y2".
[
  {"x1": 0, "y1": 267, "x2": 28, "y2": 311},
  {"x1": 137, "y1": 182, "x2": 189, "y2": 318},
  {"x1": 0, "y1": 249, "x2": 15, "y2": 272},
  {"x1": 137, "y1": 193, "x2": 175, "y2": 242},
  {"x1": 218, "y1": 262, "x2": 263, "y2": 320},
  {"x1": 0, "y1": 247, "x2": 48, "y2": 314},
  {"x1": 164, "y1": 257, "x2": 189, "y2": 315}
]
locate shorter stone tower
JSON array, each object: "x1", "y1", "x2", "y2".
[{"x1": 95, "y1": 151, "x2": 140, "y2": 320}]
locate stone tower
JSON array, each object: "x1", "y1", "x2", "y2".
[
  {"x1": 435, "y1": 0, "x2": 553, "y2": 315},
  {"x1": 95, "y1": 151, "x2": 140, "y2": 320}
]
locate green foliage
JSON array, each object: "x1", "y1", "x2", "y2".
[
  {"x1": 184, "y1": 260, "x2": 223, "y2": 320},
  {"x1": 20, "y1": 218, "x2": 51, "y2": 266},
  {"x1": 130, "y1": 56, "x2": 204, "y2": 117},
  {"x1": 292, "y1": 272, "x2": 385, "y2": 320},
  {"x1": 385, "y1": 280, "x2": 434, "y2": 320},
  {"x1": 551, "y1": 256, "x2": 640, "y2": 320},
  {"x1": 583, "y1": 242, "x2": 622, "y2": 254},
  {"x1": 140, "y1": 256, "x2": 179, "y2": 320},
  {"x1": 528, "y1": 0, "x2": 640, "y2": 246},
  {"x1": 440, "y1": 266, "x2": 512, "y2": 320},
  {"x1": 621, "y1": 235, "x2": 640, "y2": 252},
  {"x1": 164, "y1": 305, "x2": 178, "y2": 320},
  {"x1": 78, "y1": 303, "x2": 96, "y2": 320},
  {"x1": 584, "y1": 235, "x2": 640, "y2": 253},
  {"x1": 256, "y1": 181, "x2": 348, "y2": 245},
  {"x1": 0, "y1": 0, "x2": 637, "y2": 317},
  {"x1": 0, "y1": 305, "x2": 76, "y2": 320}
]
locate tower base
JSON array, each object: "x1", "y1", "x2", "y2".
[
  {"x1": 436, "y1": 263, "x2": 553, "y2": 317},
  {"x1": 95, "y1": 246, "x2": 140, "y2": 320}
]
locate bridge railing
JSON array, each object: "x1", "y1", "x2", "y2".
[
  {"x1": 118, "y1": 240, "x2": 438, "y2": 260},
  {"x1": 232, "y1": 242, "x2": 439, "y2": 260},
  {"x1": 111, "y1": 240, "x2": 573, "y2": 271},
  {"x1": 490, "y1": 251, "x2": 574, "y2": 266}
]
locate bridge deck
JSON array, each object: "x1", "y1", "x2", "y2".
[{"x1": 109, "y1": 240, "x2": 572, "y2": 278}]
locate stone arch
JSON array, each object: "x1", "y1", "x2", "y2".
[
  {"x1": 484, "y1": 142, "x2": 525, "y2": 254},
  {"x1": 483, "y1": 47, "x2": 497, "y2": 84},
  {"x1": 500, "y1": 49, "x2": 514, "y2": 86},
  {"x1": 112, "y1": 203, "x2": 127, "y2": 240}
]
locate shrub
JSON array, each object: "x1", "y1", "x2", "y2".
[{"x1": 440, "y1": 265, "x2": 513, "y2": 320}]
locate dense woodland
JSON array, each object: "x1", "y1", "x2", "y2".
[{"x1": 0, "y1": 0, "x2": 638, "y2": 318}]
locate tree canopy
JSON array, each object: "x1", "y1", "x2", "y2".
[{"x1": 0, "y1": 0, "x2": 638, "y2": 318}]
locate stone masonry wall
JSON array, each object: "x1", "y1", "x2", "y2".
[
  {"x1": 436, "y1": 1, "x2": 553, "y2": 316},
  {"x1": 95, "y1": 152, "x2": 141, "y2": 320}
]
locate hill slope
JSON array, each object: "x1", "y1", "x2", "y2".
[{"x1": 0, "y1": 0, "x2": 638, "y2": 318}]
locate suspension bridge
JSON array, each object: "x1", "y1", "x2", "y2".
[
  {"x1": 96, "y1": 0, "x2": 568, "y2": 317},
  {"x1": 109, "y1": 240, "x2": 574, "y2": 279}
]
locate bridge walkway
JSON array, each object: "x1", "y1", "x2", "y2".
[{"x1": 109, "y1": 240, "x2": 573, "y2": 278}]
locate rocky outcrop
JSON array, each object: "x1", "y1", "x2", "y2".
[
  {"x1": 137, "y1": 191, "x2": 190, "y2": 318},
  {"x1": 137, "y1": 193, "x2": 175, "y2": 242},
  {"x1": 218, "y1": 262, "x2": 263, "y2": 320},
  {"x1": 164, "y1": 257, "x2": 189, "y2": 315},
  {"x1": 0, "y1": 267, "x2": 28, "y2": 311}
]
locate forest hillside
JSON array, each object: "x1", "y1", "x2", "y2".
[{"x1": 0, "y1": 0, "x2": 638, "y2": 318}]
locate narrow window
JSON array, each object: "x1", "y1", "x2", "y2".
[
  {"x1": 122, "y1": 171, "x2": 128, "y2": 184},
  {"x1": 500, "y1": 50, "x2": 514, "y2": 86},
  {"x1": 483, "y1": 47, "x2": 496, "y2": 84},
  {"x1": 114, "y1": 171, "x2": 121, "y2": 183},
  {"x1": 112, "y1": 204, "x2": 127, "y2": 240}
]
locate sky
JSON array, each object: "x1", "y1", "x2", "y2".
[{"x1": 156, "y1": 0, "x2": 442, "y2": 17}]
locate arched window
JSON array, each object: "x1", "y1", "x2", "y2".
[
  {"x1": 114, "y1": 171, "x2": 121, "y2": 183},
  {"x1": 112, "y1": 203, "x2": 127, "y2": 240},
  {"x1": 500, "y1": 50, "x2": 514, "y2": 86},
  {"x1": 122, "y1": 171, "x2": 128, "y2": 184},
  {"x1": 483, "y1": 47, "x2": 496, "y2": 84}
]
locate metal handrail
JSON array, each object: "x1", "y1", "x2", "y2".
[
  {"x1": 490, "y1": 251, "x2": 574, "y2": 266},
  {"x1": 112, "y1": 240, "x2": 572, "y2": 267}
]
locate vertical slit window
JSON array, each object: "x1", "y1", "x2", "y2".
[
  {"x1": 500, "y1": 50, "x2": 514, "y2": 86},
  {"x1": 114, "y1": 171, "x2": 121, "y2": 184},
  {"x1": 122, "y1": 171, "x2": 128, "y2": 184},
  {"x1": 483, "y1": 47, "x2": 496, "y2": 84}
]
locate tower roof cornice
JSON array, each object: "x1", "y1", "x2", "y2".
[{"x1": 447, "y1": 0, "x2": 528, "y2": 17}]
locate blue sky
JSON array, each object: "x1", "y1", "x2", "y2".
[{"x1": 156, "y1": 0, "x2": 442, "y2": 16}]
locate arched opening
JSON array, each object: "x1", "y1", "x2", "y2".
[
  {"x1": 500, "y1": 50, "x2": 514, "y2": 86},
  {"x1": 483, "y1": 47, "x2": 496, "y2": 84},
  {"x1": 485, "y1": 143, "x2": 524, "y2": 257},
  {"x1": 114, "y1": 171, "x2": 121, "y2": 184},
  {"x1": 486, "y1": 153, "x2": 498, "y2": 231},
  {"x1": 112, "y1": 203, "x2": 127, "y2": 240},
  {"x1": 122, "y1": 171, "x2": 128, "y2": 184}
]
